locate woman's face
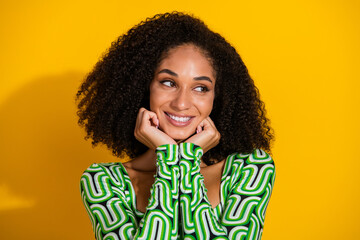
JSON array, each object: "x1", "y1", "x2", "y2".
[{"x1": 150, "y1": 44, "x2": 216, "y2": 141}]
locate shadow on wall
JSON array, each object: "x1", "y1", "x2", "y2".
[{"x1": 0, "y1": 72, "x2": 119, "y2": 239}]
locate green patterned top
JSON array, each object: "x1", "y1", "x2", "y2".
[{"x1": 80, "y1": 143, "x2": 275, "y2": 239}]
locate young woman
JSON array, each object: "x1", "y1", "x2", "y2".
[{"x1": 77, "y1": 12, "x2": 275, "y2": 239}]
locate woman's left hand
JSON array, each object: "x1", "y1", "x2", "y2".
[{"x1": 185, "y1": 117, "x2": 220, "y2": 153}]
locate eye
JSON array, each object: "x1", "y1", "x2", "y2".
[
  {"x1": 194, "y1": 86, "x2": 209, "y2": 92},
  {"x1": 160, "y1": 80, "x2": 176, "y2": 88}
]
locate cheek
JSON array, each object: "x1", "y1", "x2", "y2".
[
  {"x1": 149, "y1": 83, "x2": 159, "y2": 111},
  {"x1": 149, "y1": 88, "x2": 167, "y2": 112},
  {"x1": 149, "y1": 92, "x2": 156, "y2": 111},
  {"x1": 149, "y1": 95, "x2": 159, "y2": 112},
  {"x1": 198, "y1": 97, "x2": 214, "y2": 117}
]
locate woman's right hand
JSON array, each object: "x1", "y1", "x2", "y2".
[{"x1": 134, "y1": 108, "x2": 176, "y2": 149}]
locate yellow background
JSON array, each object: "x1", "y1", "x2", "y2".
[{"x1": 0, "y1": 0, "x2": 359, "y2": 239}]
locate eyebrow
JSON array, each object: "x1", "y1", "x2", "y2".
[
  {"x1": 158, "y1": 69, "x2": 213, "y2": 84},
  {"x1": 194, "y1": 76, "x2": 213, "y2": 83},
  {"x1": 158, "y1": 69, "x2": 178, "y2": 77}
]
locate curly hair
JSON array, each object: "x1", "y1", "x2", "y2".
[{"x1": 76, "y1": 12, "x2": 274, "y2": 165}]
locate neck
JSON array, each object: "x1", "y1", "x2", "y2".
[{"x1": 124, "y1": 149, "x2": 157, "y2": 172}]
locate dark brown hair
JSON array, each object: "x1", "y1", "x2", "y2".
[{"x1": 76, "y1": 12, "x2": 274, "y2": 165}]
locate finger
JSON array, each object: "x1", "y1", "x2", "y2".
[
  {"x1": 135, "y1": 108, "x2": 146, "y2": 130},
  {"x1": 201, "y1": 117, "x2": 220, "y2": 143},
  {"x1": 142, "y1": 110, "x2": 159, "y2": 127},
  {"x1": 135, "y1": 108, "x2": 151, "y2": 138},
  {"x1": 149, "y1": 112, "x2": 159, "y2": 127},
  {"x1": 196, "y1": 124, "x2": 203, "y2": 134},
  {"x1": 207, "y1": 117, "x2": 216, "y2": 129},
  {"x1": 201, "y1": 118, "x2": 213, "y2": 131},
  {"x1": 206, "y1": 117, "x2": 221, "y2": 140},
  {"x1": 205, "y1": 117, "x2": 219, "y2": 131},
  {"x1": 137, "y1": 107, "x2": 147, "y2": 120},
  {"x1": 206, "y1": 116, "x2": 215, "y2": 126}
]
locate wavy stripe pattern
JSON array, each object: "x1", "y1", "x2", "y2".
[{"x1": 80, "y1": 143, "x2": 275, "y2": 239}]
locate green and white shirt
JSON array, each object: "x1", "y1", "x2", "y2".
[{"x1": 80, "y1": 143, "x2": 275, "y2": 239}]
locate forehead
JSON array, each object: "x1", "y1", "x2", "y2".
[{"x1": 157, "y1": 44, "x2": 216, "y2": 79}]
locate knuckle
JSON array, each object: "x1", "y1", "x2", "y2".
[
  {"x1": 210, "y1": 129, "x2": 217, "y2": 137},
  {"x1": 141, "y1": 111, "x2": 150, "y2": 119},
  {"x1": 139, "y1": 126, "x2": 147, "y2": 135}
]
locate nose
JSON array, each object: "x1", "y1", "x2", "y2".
[{"x1": 170, "y1": 88, "x2": 191, "y2": 111}]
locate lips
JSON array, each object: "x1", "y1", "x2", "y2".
[
  {"x1": 164, "y1": 112, "x2": 194, "y2": 126},
  {"x1": 166, "y1": 113, "x2": 191, "y2": 122}
]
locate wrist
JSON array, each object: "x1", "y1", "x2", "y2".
[
  {"x1": 179, "y1": 142, "x2": 203, "y2": 162},
  {"x1": 155, "y1": 144, "x2": 179, "y2": 165}
]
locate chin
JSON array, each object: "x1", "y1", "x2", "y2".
[{"x1": 166, "y1": 129, "x2": 194, "y2": 142}]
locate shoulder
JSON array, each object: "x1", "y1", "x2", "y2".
[
  {"x1": 235, "y1": 149, "x2": 274, "y2": 165},
  {"x1": 81, "y1": 162, "x2": 128, "y2": 176},
  {"x1": 80, "y1": 162, "x2": 130, "y2": 192},
  {"x1": 224, "y1": 149, "x2": 274, "y2": 171},
  {"x1": 221, "y1": 149, "x2": 275, "y2": 187}
]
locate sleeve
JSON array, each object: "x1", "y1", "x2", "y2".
[
  {"x1": 178, "y1": 143, "x2": 275, "y2": 240},
  {"x1": 80, "y1": 144, "x2": 180, "y2": 240},
  {"x1": 220, "y1": 150, "x2": 276, "y2": 239},
  {"x1": 178, "y1": 142, "x2": 228, "y2": 239}
]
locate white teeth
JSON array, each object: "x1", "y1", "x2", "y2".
[{"x1": 167, "y1": 113, "x2": 191, "y2": 122}]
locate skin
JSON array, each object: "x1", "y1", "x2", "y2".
[{"x1": 124, "y1": 44, "x2": 225, "y2": 212}]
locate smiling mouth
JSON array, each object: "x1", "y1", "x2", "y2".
[
  {"x1": 165, "y1": 112, "x2": 193, "y2": 126},
  {"x1": 166, "y1": 113, "x2": 191, "y2": 122}
]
